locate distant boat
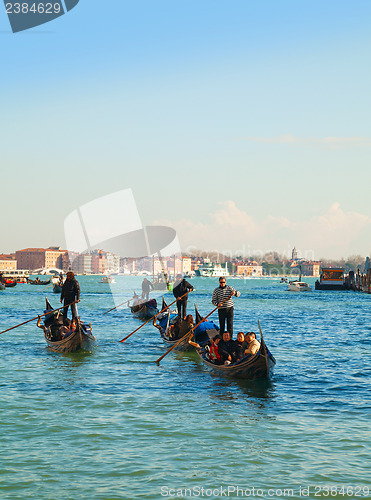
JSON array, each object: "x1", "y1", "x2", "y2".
[
  {"x1": 288, "y1": 265, "x2": 312, "y2": 291},
  {"x1": 288, "y1": 281, "x2": 312, "y2": 292},
  {"x1": 101, "y1": 275, "x2": 115, "y2": 284},
  {"x1": 195, "y1": 263, "x2": 229, "y2": 277},
  {"x1": 28, "y1": 278, "x2": 50, "y2": 286},
  {"x1": 315, "y1": 268, "x2": 346, "y2": 290}
]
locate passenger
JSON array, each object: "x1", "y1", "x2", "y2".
[
  {"x1": 234, "y1": 331, "x2": 247, "y2": 361},
  {"x1": 178, "y1": 315, "x2": 194, "y2": 339},
  {"x1": 244, "y1": 332, "x2": 261, "y2": 355},
  {"x1": 218, "y1": 331, "x2": 236, "y2": 363},
  {"x1": 207, "y1": 335, "x2": 222, "y2": 364},
  {"x1": 60, "y1": 318, "x2": 78, "y2": 339},
  {"x1": 167, "y1": 317, "x2": 181, "y2": 340}
]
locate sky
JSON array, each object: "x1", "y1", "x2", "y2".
[{"x1": 1, "y1": 0, "x2": 370, "y2": 259}]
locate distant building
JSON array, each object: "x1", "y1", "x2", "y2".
[
  {"x1": 0, "y1": 254, "x2": 17, "y2": 271},
  {"x1": 182, "y1": 257, "x2": 192, "y2": 275},
  {"x1": 301, "y1": 261, "x2": 321, "y2": 277},
  {"x1": 236, "y1": 261, "x2": 263, "y2": 277},
  {"x1": 71, "y1": 253, "x2": 92, "y2": 274},
  {"x1": 292, "y1": 247, "x2": 298, "y2": 261},
  {"x1": 15, "y1": 247, "x2": 66, "y2": 271}
]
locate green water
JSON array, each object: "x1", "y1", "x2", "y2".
[{"x1": 0, "y1": 277, "x2": 370, "y2": 499}]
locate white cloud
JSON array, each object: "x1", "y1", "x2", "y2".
[{"x1": 153, "y1": 201, "x2": 371, "y2": 259}]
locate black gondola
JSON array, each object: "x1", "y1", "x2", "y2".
[
  {"x1": 42, "y1": 298, "x2": 95, "y2": 353},
  {"x1": 193, "y1": 307, "x2": 276, "y2": 380},
  {"x1": 28, "y1": 278, "x2": 51, "y2": 285},
  {"x1": 130, "y1": 298, "x2": 158, "y2": 320}
]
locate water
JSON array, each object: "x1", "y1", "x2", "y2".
[{"x1": 0, "y1": 277, "x2": 370, "y2": 499}]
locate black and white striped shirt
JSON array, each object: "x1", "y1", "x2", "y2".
[{"x1": 212, "y1": 285, "x2": 240, "y2": 309}]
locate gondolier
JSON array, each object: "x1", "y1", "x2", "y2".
[
  {"x1": 173, "y1": 274, "x2": 194, "y2": 319},
  {"x1": 211, "y1": 277, "x2": 240, "y2": 338},
  {"x1": 60, "y1": 271, "x2": 80, "y2": 321}
]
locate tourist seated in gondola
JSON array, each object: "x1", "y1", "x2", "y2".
[
  {"x1": 204, "y1": 334, "x2": 222, "y2": 364},
  {"x1": 37, "y1": 315, "x2": 63, "y2": 341},
  {"x1": 178, "y1": 315, "x2": 194, "y2": 339},
  {"x1": 234, "y1": 332, "x2": 248, "y2": 361},
  {"x1": 218, "y1": 331, "x2": 237, "y2": 363},
  {"x1": 244, "y1": 332, "x2": 260, "y2": 355},
  {"x1": 167, "y1": 317, "x2": 181, "y2": 340},
  {"x1": 60, "y1": 318, "x2": 77, "y2": 339}
]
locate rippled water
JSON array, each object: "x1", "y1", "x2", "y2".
[{"x1": 0, "y1": 277, "x2": 370, "y2": 499}]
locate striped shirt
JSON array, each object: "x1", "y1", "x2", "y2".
[{"x1": 212, "y1": 285, "x2": 240, "y2": 309}]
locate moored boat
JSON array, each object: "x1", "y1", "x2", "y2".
[
  {"x1": 130, "y1": 298, "x2": 158, "y2": 320},
  {"x1": 42, "y1": 299, "x2": 95, "y2": 353},
  {"x1": 3, "y1": 279, "x2": 17, "y2": 288},
  {"x1": 315, "y1": 268, "x2": 346, "y2": 290}
]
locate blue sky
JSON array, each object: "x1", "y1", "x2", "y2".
[{"x1": 1, "y1": 1, "x2": 370, "y2": 258}]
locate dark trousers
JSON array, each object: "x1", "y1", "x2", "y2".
[
  {"x1": 63, "y1": 299, "x2": 78, "y2": 321},
  {"x1": 218, "y1": 307, "x2": 234, "y2": 338},
  {"x1": 176, "y1": 298, "x2": 188, "y2": 319}
]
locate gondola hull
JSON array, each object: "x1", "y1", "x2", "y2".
[
  {"x1": 159, "y1": 330, "x2": 194, "y2": 351},
  {"x1": 53, "y1": 283, "x2": 63, "y2": 293},
  {"x1": 44, "y1": 327, "x2": 95, "y2": 353},
  {"x1": 196, "y1": 349, "x2": 276, "y2": 380},
  {"x1": 130, "y1": 299, "x2": 158, "y2": 320}
]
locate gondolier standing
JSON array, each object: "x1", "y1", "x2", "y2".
[
  {"x1": 211, "y1": 277, "x2": 240, "y2": 339},
  {"x1": 60, "y1": 271, "x2": 80, "y2": 321},
  {"x1": 173, "y1": 274, "x2": 194, "y2": 320}
]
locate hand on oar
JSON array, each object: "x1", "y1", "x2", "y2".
[
  {"x1": 155, "y1": 293, "x2": 234, "y2": 364},
  {"x1": 0, "y1": 300, "x2": 78, "y2": 336},
  {"x1": 119, "y1": 289, "x2": 193, "y2": 343}
]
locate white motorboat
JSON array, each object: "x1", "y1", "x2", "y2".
[{"x1": 288, "y1": 280, "x2": 312, "y2": 292}]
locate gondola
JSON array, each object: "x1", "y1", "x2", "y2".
[
  {"x1": 3, "y1": 279, "x2": 17, "y2": 288},
  {"x1": 154, "y1": 299, "x2": 193, "y2": 351},
  {"x1": 130, "y1": 298, "x2": 158, "y2": 320},
  {"x1": 28, "y1": 278, "x2": 51, "y2": 285},
  {"x1": 53, "y1": 283, "x2": 63, "y2": 293},
  {"x1": 154, "y1": 302, "x2": 220, "y2": 352},
  {"x1": 42, "y1": 298, "x2": 95, "y2": 353},
  {"x1": 193, "y1": 307, "x2": 276, "y2": 380},
  {"x1": 0, "y1": 283, "x2": 5, "y2": 291}
]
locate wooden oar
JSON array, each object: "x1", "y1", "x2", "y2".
[
  {"x1": 0, "y1": 300, "x2": 78, "y2": 336},
  {"x1": 119, "y1": 290, "x2": 193, "y2": 343},
  {"x1": 40, "y1": 283, "x2": 53, "y2": 292},
  {"x1": 103, "y1": 297, "x2": 134, "y2": 315},
  {"x1": 155, "y1": 293, "x2": 234, "y2": 364}
]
